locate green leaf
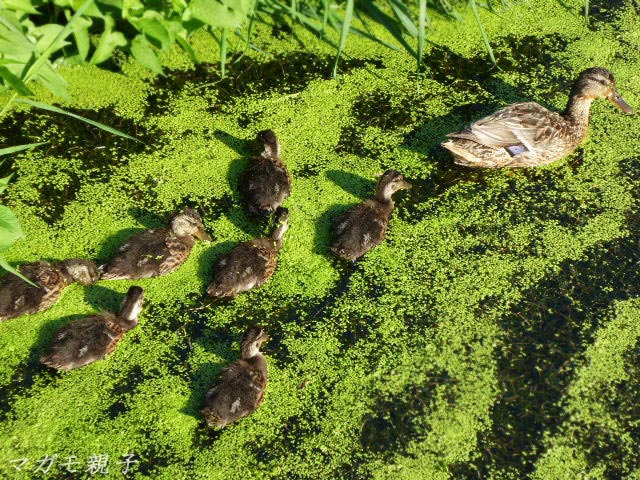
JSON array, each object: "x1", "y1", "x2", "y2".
[
  {"x1": 130, "y1": 34, "x2": 163, "y2": 74},
  {"x1": 0, "y1": 142, "x2": 45, "y2": 156},
  {"x1": 14, "y1": 98, "x2": 140, "y2": 141},
  {"x1": 0, "y1": 205, "x2": 24, "y2": 251},
  {"x1": 90, "y1": 26, "x2": 127, "y2": 64},
  {"x1": 4, "y1": 0, "x2": 39, "y2": 14},
  {"x1": 0, "y1": 256, "x2": 37, "y2": 286},
  {"x1": 31, "y1": 24, "x2": 70, "y2": 54},
  {"x1": 175, "y1": 34, "x2": 198, "y2": 63},
  {"x1": 0, "y1": 66, "x2": 33, "y2": 96},
  {"x1": 186, "y1": 0, "x2": 251, "y2": 29},
  {"x1": 34, "y1": 62, "x2": 69, "y2": 100},
  {"x1": 134, "y1": 11, "x2": 173, "y2": 50},
  {"x1": 333, "y1": 0, "x2": 353, "y2": 78}
]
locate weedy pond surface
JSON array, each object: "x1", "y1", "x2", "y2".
[{"x1": 1, "y1": 0, "x2": 640, "y2": 478}]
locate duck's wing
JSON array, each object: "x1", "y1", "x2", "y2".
[
  {"x1": 102, "y1": 229, "x2": 173, "y2": 279},
  {"x1": 331, "y1": 201, "x2": 388, "y2": 260},
  {"x1": 207, "y1": 243, "x2": 271, "y2": 297},
  {"x1": 0, "y1": 262, "x2": 66, "y2": 320},
  {"x1": 40, "y1": 314, "x2": 118, "y2": 370},
  {"x1": 202, "y1": 360, "x2": 267, "y2": 426},
  {"x1": 449, "y1": 102, "x2": 564, "y2": 155},
  {"x1": 240, "y1": 158, "x2": 291, "y2": 214}
]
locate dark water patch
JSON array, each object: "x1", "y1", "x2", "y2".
[
  {"x1": 294, "y1": 163, "x2": 321, "y2": 178},
  {"x1": 336, "y1": 88, "x2": 430, "y2": 158},
  {"x1": 151, "y1": 52, "x2": 384, "y2": 112},
  {"x1": 359, "y1": 369, "x2": 452, "y2": 457},
  {"x1": 453, "y1": 157, "x2": 640, "y2": 478},
  {"x1": 396, "y1": 152, "x2": 490, "y2": 224},
  {"x1": 567, "y1": 334, "x2": 640, "y2": 478}
]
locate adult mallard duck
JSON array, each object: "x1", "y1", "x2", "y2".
[
  {"x1": 41, "y1": 286, "x2": 144, "y2": 371},
  {"x1": 331, "y1": 170, "x2": 411, "y2": 261},
  {"x1": 206, "y1": 207, "x2": 289, "y2": 298},
  {"x1": 201, "y1": 326, "x2": 269, "y2": 428},
  {"x1": 0, "y1": 259, "x2": 99, "y2": 321},
  {"x1": 442, "y1": 67, "x2": 633, "y2": 168},
  {"x1": 100, "y1": 208, "x2": 211, "y2": 280},
  {"x1": 239, "y1": 130, "x2": 291, "y2": 216}
]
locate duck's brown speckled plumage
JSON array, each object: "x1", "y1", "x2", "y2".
[
  {"x1": 101, "y1": 208, "x2": 210, "y2": 280},
  {"x1": 41, "y1": 286, "x2": 144, "y2": 371},
  {"x1": 442, "y1": 67, "x2": 633, "y2": 168},
  {"x1": 239, "y1": 130, "x2": 291, "y2": 216},
  {"x1": 0, "y1": 259, "x2": 99, "y2": 321},
  {"x1": 201, "y1": 326, "x2": 269, "y2": 428},
  {"x1": 207, "y1": 208, "x2": 289, "y2": 298},
  {"x1": 331, "y1": 170, "x2": 411, "y2": 261}
]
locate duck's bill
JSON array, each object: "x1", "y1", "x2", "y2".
[
  {"x1": 610, "y1": 91, "x2": 634, "y2": 113},
  {"x1": 196, "y1": 230, "x2": 212, "y2": 241},
  {"x1": 400, "y1": 180, "x2": 413, "y2": 189}
]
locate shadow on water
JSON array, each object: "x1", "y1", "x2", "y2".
[
  {"x1": 313, "y1": 203, "x2": 351, "y2": 257},
  {"x1": 450, "y1": 157, "x2": 640, "y2": 478},
  {"x1": 0, "y1": 107, "x2": 152, "y2": 225},
  {"x1": 326, "y1": 170, "x2": 375, "y2": 199},
  {"x1": 84, "y1": 285, "x2": 129, "y2": 313},
  {"x1": 147, "y1": 52, "x2": 385, "y2": 116},
  {"x1": 0, "y1": 313, "x2": 87, "y2": 421}
]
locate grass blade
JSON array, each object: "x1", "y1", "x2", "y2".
[
  {"x1": 469, "y1": 0, "x2": 496, "y2": 64},
  {"x1": 333, "y1": 0, "x2": 354, "y2": 78},
  {"x1": 14, "y1": 98, "x2": 139, "y2": 142},
  {"x1": 584, "y1": 0, "x2": 589, "y2": 21},
  {"x1": 0, "y1": 142, "x2": 45, "y2": 156},
  {"x1": 417, "y1": 0, "x2": 427, "y2": 71},
  {"x1": 0, "y1": 256, "x2": 37, "y2": 287},
  {"x1": 387, "y1": 0, "x2": 418, "y2": 37},
  {"x1": 219, "y1": 28, "x2": 228, "y2": 78}
]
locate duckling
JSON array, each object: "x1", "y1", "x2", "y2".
[
  {"x1": 100, "y1": 208, "x2": 211, "y2": 280},
  {"x1": 201, "y1": 326, "x2": 269, "y2": 428},
  {"x1": 239, "y1": 130, "x2": 291, "y2": 216},
  {"x1": 40, "y1": 286, "x2": 144, "y2": 371},
  {"x1": 331, "y1": 170, "x2": 412, "y2": 261},
  {"x1": 0, "y1": 259, "x2": 99, "y2": 321},
  {"x1": 442, "y1": 67, "x2": 633, "y2": 168},
  {"x1": 207, "y1": 207, "x2": 289, "y2": 298}
]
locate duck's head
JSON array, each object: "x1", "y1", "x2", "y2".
[
  {"x1": 240, "y1": 325, "x2": 270, "y2": 359},
  {"x1": 62, "y1": 259, "x2": 100, "y2": 285},
  {"x1": 171, "y1": 208, "x2": 212, "y2": 241},
  {"x1": 376, "y1": 170, "x2": 412, "y2": 202},
  {"x1": 119, "y1": 286, "x2": 144, "y2": 329},
  {"x1": 574, "y1": 67, "x2": 633, "y2": 113},
  {"x1": 257, "y1": 129, "x2": 281, "y2": 159},
  {"x1": 270, "y1": 207, "x2": 290, "y2": 250}
]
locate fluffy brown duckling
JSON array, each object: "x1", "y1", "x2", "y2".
[
  {"x1": 40, "y1": 286, "x2": 144, "y2": 371},
  {"x1": 207, "y1": 207, "x2": 289, "y2": 298},
  {"x1": 239, "y1": 130, "x2": 291, "y2": 216},
  {"x1": 0, "y1": 259, "x2": 99, "y2": 321},
  {"x1": 201, "y1": 326, "x2": 269, "y2": 428},
  {"x1": 331, "y1": 170, "x2": 412, "y2": 261},
  {"x1": 442, "y1": 67, "x2": 633, "y2": 168},
  {"x1": 100, "y1": 208, "x2": 211, "y2": 280}
]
